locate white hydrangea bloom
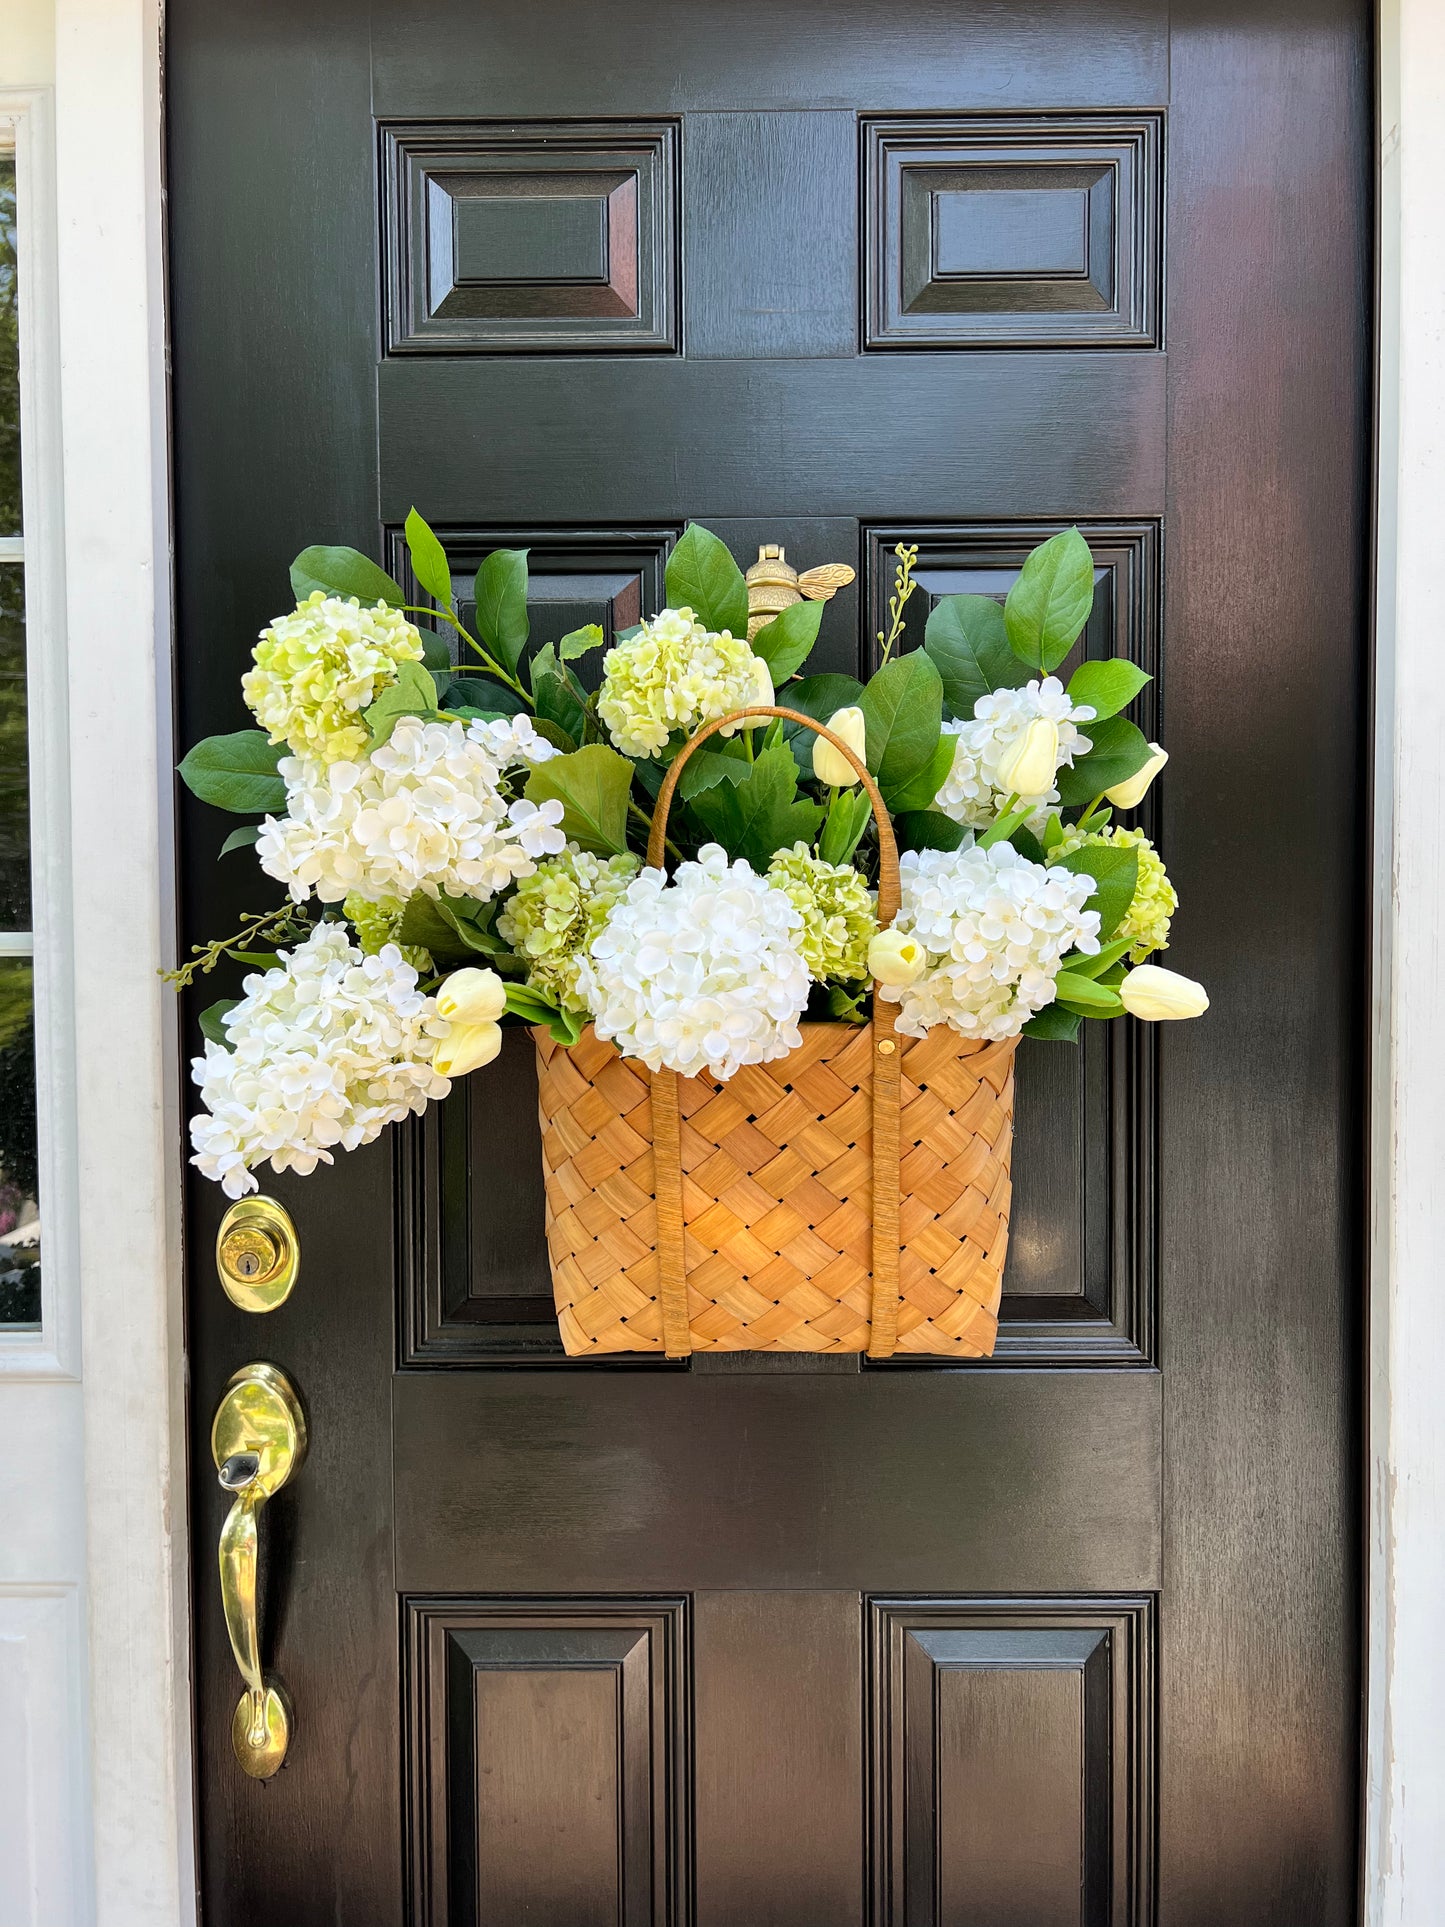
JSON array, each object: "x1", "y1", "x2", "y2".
[
  {"x1": 189, "y1": 925, "x2": 451, "y2": 1199},
  {"x1": 576, "y1": 843, "x2": 811, "y2": 1079},
  {"x1": 597, "y1": 606, "x2": 762, "y2": 758},
  {"x1": 256, "y1": 713, "x2": 563, "y2": 906},
  {"x1": 879, "y1": 844, "x2": 1101, "y2": 1041},
  {"x1": 935, "y1": 677, "x2": 1095, "y2": 830}
]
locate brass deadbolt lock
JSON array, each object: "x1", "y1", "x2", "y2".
[{"x1": 216, "y1": 1197, "x2": 299, "y2": 1313}]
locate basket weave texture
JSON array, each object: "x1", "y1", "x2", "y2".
[{"x1": 534, "y1": 1022, "x2": 1017, "y2": 1357}]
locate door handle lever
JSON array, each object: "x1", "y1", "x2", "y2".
[{"x1": 211, "y1": 1363, "x2": 307, "y2": 1779}]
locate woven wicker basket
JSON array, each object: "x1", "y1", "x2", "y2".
[{"x1": 532, "y1": 705, "x2": 1019, "y2": 1359}]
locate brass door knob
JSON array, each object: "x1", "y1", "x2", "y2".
[
  {"x1": 211, "y1": 1362, "x2": 307, "y2": 1778},
  {"x1": 216, "y1": 1196, "x2": 299, "y2": 1311}
]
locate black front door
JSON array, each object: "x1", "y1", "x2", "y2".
[{"x1": 169, "y1": 3, "x2": 1369, "y2": 1920}]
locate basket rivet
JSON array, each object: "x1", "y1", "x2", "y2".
[{"x1": 876, "y1": 1039, "x2": 896, "y2": 1055}]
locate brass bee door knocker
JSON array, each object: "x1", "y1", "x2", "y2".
[{"x1": 743, "y1": 544, "x2": 855, "y2": 637}]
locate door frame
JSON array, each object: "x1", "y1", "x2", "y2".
[{"x1": 2, "y1": 0, "x2": 1435, "y2": 1917}]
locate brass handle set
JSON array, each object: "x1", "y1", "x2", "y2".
[{"x1": 211, "y1": 1198, "x2": 305, "y2": 1779}]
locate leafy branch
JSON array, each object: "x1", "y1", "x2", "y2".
[{"x1": 162, "y1": 905, "x2": 314, "y2": 989}]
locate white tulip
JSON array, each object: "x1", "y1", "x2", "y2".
[
  {"x1": 741, "y1": 654, "x2": 775, "y2": 724},
  {"x1": 1105, "y1": 743, "x2": 1168, "y2": 810},
  {"x1": 1119, "y1": 963, "x2": 1209, "y2": 1021},
  {"x1": 995, "y1": 717, "x2": 1060, "y2": 799},
  {"x1": 813, "y1": 706, "x2": 868, "y2": 787},
  {"x1": 436, "y1": 966, "x2": 507, "y2": 1026},
  {"x1": 868, "y1": 927, "x2": 927, "y2": 988},
  {"x1": 433, "y1": 1020, "x2": 504, "y2": 1077}
]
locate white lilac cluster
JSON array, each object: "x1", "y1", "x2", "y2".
[
  {"x1": 597, "y1": 607, "x2": 766, "y2": 758},
  {"x1": 576, "y1": 843, "x2": 811, "y2": 1079},
  {"x1": 935, "y1": 677, "x2": 1095, "y2": 830},
  {"x1": 256, "y1": 713, "x2": 563, "y2": 907},
  {"x1": 188, "y1": 924, "x2": 451, "y2": 1199},
  {"x1": 242, "y1": 592, "x2": 425, "y2": 764},
  {"x1": 880, "y1": 844, "x2": 1101, "y2": 1041}
]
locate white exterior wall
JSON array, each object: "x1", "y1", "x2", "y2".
[{"x1": 0, "y1": 0, "x2": 1437, "y2": 1919}]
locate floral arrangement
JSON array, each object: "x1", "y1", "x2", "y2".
[{"x1": 176, "y1": 517, "x2": 1207, "y2": 1199}]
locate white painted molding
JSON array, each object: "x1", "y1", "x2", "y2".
[
  {"x1": 0, "y1": 1584, "x2": 89, "y2": 1927},
  {"x1": 50, "y1": 0, "x2": 196, "y2": 1918},
  {"x1": 1366, "y1": 0, "x2": 1445, "y2": 1920}
]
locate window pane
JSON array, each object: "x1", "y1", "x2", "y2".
[
  {"x1": 0, "y1": 564, "x2": 28, "y2": 928},
  {"x1": 0, "y1": 957, "x2": 38, "y2": 1326},
  {"x1": 0, "y1": 151, "x2": 17, "y2": 536}
]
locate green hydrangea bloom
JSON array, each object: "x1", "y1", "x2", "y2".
[
  {"x1": 596, "y1": 606, "x2": 763, "y2": 758},
  {"x1": 1054, "y1": 824, "x2": 1176, "y2": 962},
  {"x1": 766, "y1": 843, "x2": 878, "y2": 985},
  {"x1": 242, "y1": 591, "x2": 425, "y2": 764},
  {"x1": 496, "y1": 848, "x2": 642, "y2": 1013},
  {"x1": 342, "y1": 892, "x2": 432, "y2": 974}
]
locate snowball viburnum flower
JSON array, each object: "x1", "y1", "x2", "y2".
[
  {"x1": 1053, "y1": 824, "x2": 1177, "y2": 962},
  {"x1": 242, "y1": 592, "x2": 426, "y2": 764},
  {"x1": 575, "y1": 843, "x2": 811, "y2": 1079},
  {"x1": 597, "y1": 607, "x2": 764, "y2": 758},
  {"x1": 765, "y1": 843, "x2": 877, "y2": 986},
  {"x1": 936, "y1": 677, "x2": 1095, "y2": 830},
  {"x1": 256, "y1": 713, "x2": 561, "y2": 906},
  {"x1": 188, "y1": 924, "x2": 451, "y2": 1199},
  {"x1": 879, "y1": 843, "x2": 1102, "y2": 1041},
  {"x1": 496, "y1": 847, "x2": 642, "y2": 1015}
]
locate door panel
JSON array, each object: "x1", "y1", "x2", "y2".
[{"x1": 169, "y1": 0, "x2": 1367, "y2": 1920}]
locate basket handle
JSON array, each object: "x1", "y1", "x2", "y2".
[{"x1": 644, "y1": 704, "x2": 904, "y2": 1362}]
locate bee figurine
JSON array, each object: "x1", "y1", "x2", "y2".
[{"x1": 744, "y1": 544, "x2": 856, "y2": 640}]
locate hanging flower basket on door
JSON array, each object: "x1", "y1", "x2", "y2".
[{"x1": 174, "y1": 518, "x2": 1207, "y2": 1358}]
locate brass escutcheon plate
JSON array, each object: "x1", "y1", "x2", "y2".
[
  {"x1": 216, "y1": 1195, "x2": 299, "y2": 1312},
  {"x1": 231, "y1": 1682, "x2": 292, "y2": 1781},
  {"x1": 210, "y1": 1361, "x2": 308, "y2": 1500}
]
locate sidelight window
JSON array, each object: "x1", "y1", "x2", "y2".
[{"x1": 0, "y1": 138, "x2": 39, "y2": 1326}]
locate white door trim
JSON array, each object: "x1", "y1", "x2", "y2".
[{"x1": 1365, "y1": 1, "x2": 1445, "y2": 1918}]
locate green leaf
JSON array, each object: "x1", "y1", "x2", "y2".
[
  {"x1": 884, "y1": 732, "x2": 955, "y2": 814},
  {"x1": 818, "y1": 788, "x2": 874, "y2": 865},
  {"x1": 859, "y1": 652, "x2": 945, "y2": 811},
  {"x1": 664, "y1": 524, "x2": 749, "y2": 639},
  {"x1": 1054, "y1": 970, "x2": 1125, "y2": 1016},
  {"x1": 219, "y1": 823, "x2": 261, "y2": 855},
  {"x1": 1051, "y1": 844, "x2": 1139, "y2": 942},
  {"x1": 1054, "y1": 716, "x2": 1153, "y2": 807},
  {"x1": 198, "y1": 999, "x2": 238, "y2": 1047},
  {"x1": 1010, "y1": 825, "x2": 1045, "y2": 863},
  {"x1": 752, "y1": 598, "x2": 824, "y2": 683},
  {"x1": 289, "y1": 545, "x2": 405, "y2": 606},
  {"x1": 473, "y1": 548, "x2": 530, "y2": 673},
  {"x1": 924, "y1": 594, "x2": 1026, "y2": 717},
  {"x1": 1004, "y1": 528, "x2": 1096, "y2": 673},
  {"x1": 524, "y1": 743, "x2": 633, "y2": 856},
  {"x1": 826, "y1": 983, "x2": 869, "y2": 1024},
  {"x1": 1042, "y1": 813, "x2": 1065, "y2": 851},
  {"x1": 1023, "y1": 1004, "x2": 1082, "y2": 1042},
  {"x1": 530, "y1": 643, "x2": 588, "y2": 749},
  {"x1": 559, "y1": 623, "x2": 605, "y2": 662},
  {"x1": 779, "y1": 673, "x2": 866, "y2": 780},
  {"x1": 976, "y1": 803, "x2": 1034, "y2": 850},
  {"x1": 442, "y1": 675, "x2": 528, "y2": 717},
  {"x1": 1056, "y1": 935, "x2": 1135, "y2": 981},
  {"x1": 418, "y1": 626, "x2": 452, "y2": 675},
  {"x1": 1066, "y1": 657, "x2": 1150, "y2": 720},
  {"x1": 689, "y1": 742, "x2": 824, "y2": 870},
  {"x1": 404, "y1": 507, "x2": 452, "y2": 608},
  {"x1": 178, "y1": 731, "x2": 286, "y2": 813},
  {"x1": 677, "y1": 745, "x2": 751, "y2": 802},
  {"x1": 503, "y1": 982, "x2": 586, "y2": 1046},
  {"x1": 397, "y1": 892, "x2": 510, "y2": 965},
  {"x1": 896, "y1": 809, "x2": 968, "y2": 854},
  {"x1": 363, "y1": 660, "x2": 439, "y2": 750}
]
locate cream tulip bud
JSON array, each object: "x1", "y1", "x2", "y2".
[
  {"x1": 868, "y1": 927, "x2": 927, "y2": 988},
  {"x1": 742, "y1": 654, "x2": 775, "y2": 723},
  {"x1": 1105, "y1": 743, "x2": 1168, "y2": 810},
  {"x1": 1118, "y1": 963, "x2": 1209, "y2": 1021},
  {"x1": 813, "y1": 706, "x2": 868, "y2": 787},
  {"x1": 436, "y1": 966, "x2": 507, "y2": 1026},
  {"x1": 433, "y1": 1019, "x2": 503, "y2": 1077},
  {"x1": 996, "y1": 717, "x2": 1060, "y2": 799}
]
